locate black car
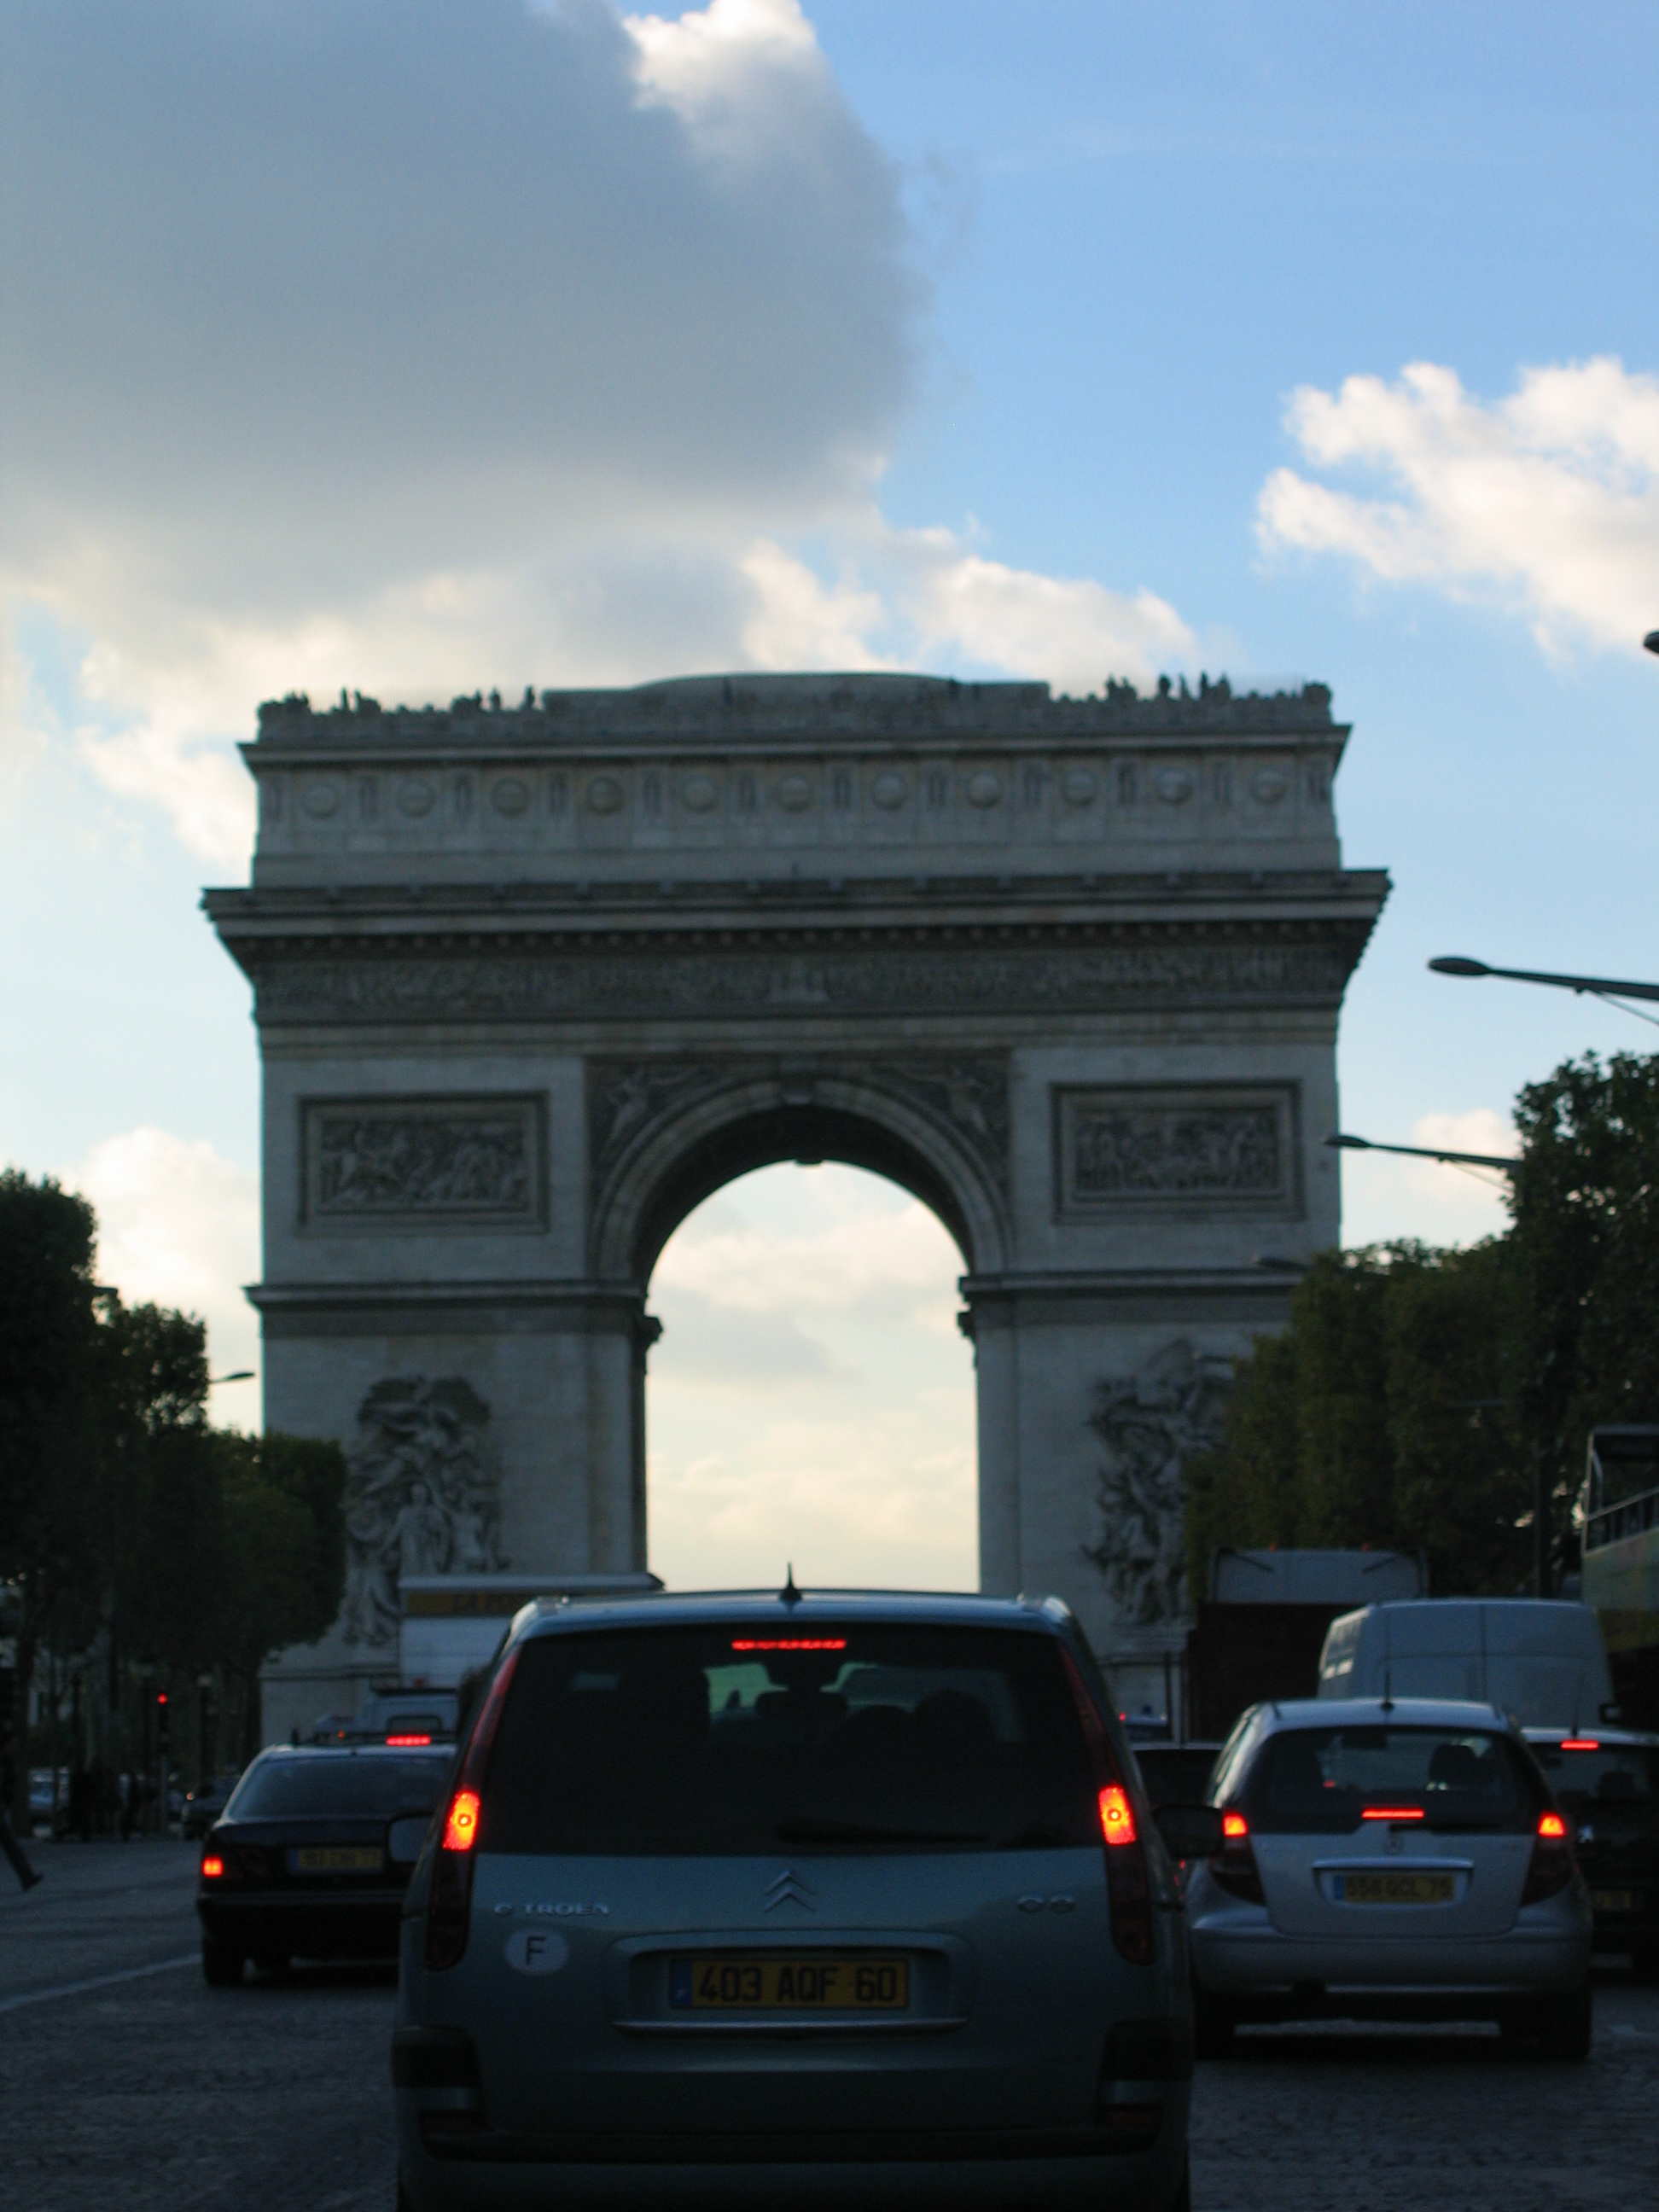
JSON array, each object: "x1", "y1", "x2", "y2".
[
  {"x1": 197, "y1": 1744, "x2": 454, "y2": 1984},
  {"x1": 181, "y1": 1772, "x2": 242, "y2": 1839},
  {"x1": 1526, "y1": 1728, "x2": 1659, "y2": 1979},
  {"x1": 1132, "y1": 1743, "x2": 1221, "y2": 1813}
]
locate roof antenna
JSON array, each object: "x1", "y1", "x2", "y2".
[
  {"x1": 1381, "y1": 1664, "x2": 1394, "y2": 1714},
  {"x1": 781, "y1": 1563, "x2": 801, "y2": 1609}
]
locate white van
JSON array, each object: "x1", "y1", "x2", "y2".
[{"x1": 1316, "y1": 1599, "x2": 1615, "y2": 1730}]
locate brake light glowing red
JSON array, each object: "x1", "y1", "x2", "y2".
[
  {"x1": 201, "y1": 1855, "x2": 224, "y2": 1878},
  {"x1": 442, "y1": 1790, "x2": 481, "y2": 1854},
  {"x1": 386, "y1": 1733, "x2": 431, "y2": 1746},
  {"x1": 1098, "y1": 1784, "x2": 1137, "y2": 1847},
  {"x1": 1559, "y1": 1740, "x2": 1599, "y2": 1753},
  {"x1": 1221, "y1": 1812, "x2": 1249, "y2": 1840},
  {"x1": 1538, "y1": 1810, "x2": 1569, "y2": 1840},
  {"x1": 1361, "y1": 1806, "x2": 1425, "y2": 1821},
  {"x1": 730, "y1": 1639, "x2": 847, "y2": 1651}
]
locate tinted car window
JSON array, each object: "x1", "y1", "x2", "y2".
[
  {"x1": 1533, "y1": 1743, "x2": 1659, "y2": 1809},
  {"x1": 484, "y1": 1625, "x2": 1099, "y2": 1855},
  {"x1": 229, "y1": 1755, "x2": 452, "y2": 1819},
  {"x1": 1240, "y1": 1726, "x2": 1537, "y2": 1835}
]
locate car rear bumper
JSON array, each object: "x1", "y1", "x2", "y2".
[
  {"x1": 197, "y1": 1893, "x2": 404, "y2": 1960},
  {"x1": 1192, "y1": 1920, "x2": 1588, "y2": 1999},
  {"x1": 394, "y1": 2115, "x2": 1189, "y2": 2212}
]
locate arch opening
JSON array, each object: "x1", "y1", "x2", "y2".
[
  {"x1": 643, "y1": 1159, "x2": 979, "y2": 1596},
  {"x1": 628, "y1": 1103, "x2": 977, "y2": 1284}
]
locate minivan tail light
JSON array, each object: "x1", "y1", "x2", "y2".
[
  {"x1": 425, "y1": 1648, "x2": 522, "y2": 1973},
  {"x1": 1060, "y1": 1649, "x2": 1155, "y2": 1965},
  {"x1": 1209, "y1": 1808, "x2": 1265, "y2": 1904},
  {"x1": 1099, "y1": 1785, "x2": 1137, "y2": 1847},
  {"x1": 442, "y1": 1790, "x2": 481, "y2": 1854},
  {"x1": 1520, "y1": 1807, "x2": 1575, "y2": 1906}
]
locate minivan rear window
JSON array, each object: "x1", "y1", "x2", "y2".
[
  {"x1": 481, "y1": 1625, "x2": 1100, "y2": 1855},
  {"x1": 1241, "y1": 1726, "x2": 1539, "y2": 1835}
]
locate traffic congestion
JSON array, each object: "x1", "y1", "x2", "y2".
[{"x1": 6, "y1": 1574, "x2": 1658, "y2": 2211}]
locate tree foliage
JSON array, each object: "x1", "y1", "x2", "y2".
[
  {"x1": 1, "y1": 1170, "x2": 346, "y2": 1800},
  {"x1": 1190, "y1": 1048, "x2": 1659, "y2": 1598},
  {"x1": 1510, "y1": 1051, "x2": 1659, "y2": 1467},
  {"x1": 1186, "y1": 1243, "x2": 1530, "y2": 1599}
]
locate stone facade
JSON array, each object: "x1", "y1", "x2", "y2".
[{"x1": 204, "y1": 672, "x2": 1387, "y2": 1736}]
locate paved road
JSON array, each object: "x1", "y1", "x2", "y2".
[{"x1": 4, "y1": 1838, "x2": 1656, "y2": 2210}]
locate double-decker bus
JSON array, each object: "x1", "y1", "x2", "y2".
[{"x1": 1580, "y1": 1425, "x2": 1659, "y2": 1726}]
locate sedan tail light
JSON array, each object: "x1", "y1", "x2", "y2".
[
  {"x1": 1208, "y1": 1810, "x2": 1266, "y2": 1903},
  {"x1": 1062, "y1": 1650, "x2": 1155, "y2": 1964},
  {"x1": 425, "y1": 1648, "x2": 521, "y2": 1972},
  {"x1": 1521, "y1": 1808, "x2": 1575, "y2": 1905}
]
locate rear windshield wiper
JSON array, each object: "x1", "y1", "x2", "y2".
[{"x1": 775, "y1": 1818, "x2": 990, "y2": 1846}]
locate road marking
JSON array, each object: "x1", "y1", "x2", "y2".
[{"x1": 0, "y1": 1953, "x2": 198, "y2": 2015}]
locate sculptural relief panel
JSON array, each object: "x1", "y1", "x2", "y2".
[
  {"x1": 341, "y1": 1377, "x2": 505, "y2": 1647},
  {"x1": 261, "y1": 939, "x2": 1353, "y2": 1027},
  {"x1": 1053, "y1": 1083, "x2": 1301, "y2": 1220},
  {"x1": 1083, "y1": 1339, "x2": 1233, "y2": 1629},
  {"x1": 301, "y1": 1095, "x2": 544, "y2": 1231}
]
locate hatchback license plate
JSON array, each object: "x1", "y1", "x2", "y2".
[
  {"x1": 287, "y1": 1846, "x2": 384, "y2": 1874},
  {"x1": 1333, "y1": 1872, "x2": 1455, "y2": 1906},
  {"x1": 1591, "y1": 1889, "x2": 1639, "y2": 1914},
  {"x1": 670, "y1": 1957, "x2": 908, "y2": 2010}
]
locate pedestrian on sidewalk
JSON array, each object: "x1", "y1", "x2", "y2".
[{"x1": 0, "y1": 1732, "x2": 43, "y2": 1892}]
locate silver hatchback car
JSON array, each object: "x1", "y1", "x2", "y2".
[
  {"x1": 393, "y1": 1588, "x2": 1220, "y2": 2210},
  {"x1": 1186, "y1": 1697, "x2": 1592, "y2": 2058}
]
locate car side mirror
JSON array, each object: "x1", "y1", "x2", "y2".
[
  {"x1": 1153, "y1": 1802, "x2": 1225, "y2": 1860},
  {"x1": 387, "y1": 1813, "x2": 433, "y2": 1865}
]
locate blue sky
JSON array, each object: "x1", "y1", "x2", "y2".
[{"x1": 3, "y1": 1, "x2": 1657, "y2": 1583}]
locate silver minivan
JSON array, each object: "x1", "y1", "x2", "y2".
[{"x1": 393, "y1": 1588, "x2": 1219, "y2": 2211}]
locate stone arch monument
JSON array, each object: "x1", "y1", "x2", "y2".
[{"x1": 205, "y1": 672, "x2": 1386, "y2": 1734}]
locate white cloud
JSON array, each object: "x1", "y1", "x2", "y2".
[
  {"x1": 67, "y1": 1128, "x2": 262, "y2": 1426},
  {"x1": 1, "y1": 0, "x2": 1194, "y2": 866},
  {"x1": 1257, "y1": 358, "x2": 1659, "y2": 654},
  {"x1": 1340, "y1": 1107, "x2": 1517, "y2": 1251},
  {"x1": 654, "y1": 1173, "x2": 963, "y2": 1328}
]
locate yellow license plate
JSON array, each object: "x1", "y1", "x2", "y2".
[
  {"x1": 1591, "y1": 1889, "x2": 1638, "y2": 1914},
  {"x1": 670, "y1": 1956, "x2": 909, "y2": 2011},
  {"x1": 1334, "y1": 1872, "x2": 1455, "y2": 1906},
  {"x1": 288, "y1": 1846, "x2": 384, "y2": 1874}
]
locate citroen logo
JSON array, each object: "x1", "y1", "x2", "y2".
[{"x1": 762, "y1": 1868, "x2": 816, "y2": 1912}]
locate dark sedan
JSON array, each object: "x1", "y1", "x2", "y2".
[
  {"x1": 182, "y1": 1772, "x2": 242, "y2": 1839},
  {"x1": 1526, "y1": 1727, "x2": 1659, "y2": 1979},
  {"x1": 197, "y1": 1745, "x2": 453, "y2": 1984}
]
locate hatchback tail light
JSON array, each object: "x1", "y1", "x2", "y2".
[
  {"x1": 1521, "y1": 1807, "x2": 1575, "y2": 1905},
  {"x1": 425, "y1": 1649, "x2": 521, "y2": 1973},
  {"x1": 1062, "y1": 1650, "x2": 1155, "y2": 1964},
  {"x1": 1208, "y1": 1810, "x2": 1266, "y2": 1903}
]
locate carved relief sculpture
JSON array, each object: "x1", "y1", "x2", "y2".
[
  {"x1": 1055, "y1": 1085, "x2": 1299, "y2": 1218},
  {"x1": 341, "y1": 1377, "x2": 505, "y2": 1646},
  {"x1": 1083, "y1": 1340, "x2": 1232, "y2": 1628},
  {"x1": 1074, "y1": 1103, "x2": 1278, "y2": 1197},
  {"x1": 306, "y1": 1099, "x2": 540, "y2": 1224}
]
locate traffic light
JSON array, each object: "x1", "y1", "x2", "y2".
[{"x1": 156, "y1": 1691, "x2": 170, "y2": 1747}]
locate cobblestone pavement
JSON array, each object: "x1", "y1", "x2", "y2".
[
  {"x1": 4, "y1": 1838, "x2": 1656, "y2": 2210},
  {"x1": 1190, "y1": 1978, "x2": 1659, "y2": 2211}
]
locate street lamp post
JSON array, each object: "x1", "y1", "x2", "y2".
[{"x1": 1324, "y1": 1132, "x2": 1516, "y2": 1172}]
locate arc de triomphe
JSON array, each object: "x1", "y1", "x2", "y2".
[{"x1": 205, "y1": 673, "x2": 1386, "y2": 1735}]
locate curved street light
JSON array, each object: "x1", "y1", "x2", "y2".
[
  {"x1": 1428, "y1": 955, "x2": 1659, "y2": 1005},
  {"x1": 1324, "y1": 1131, "x2": 1516, "y2": 1172}
]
